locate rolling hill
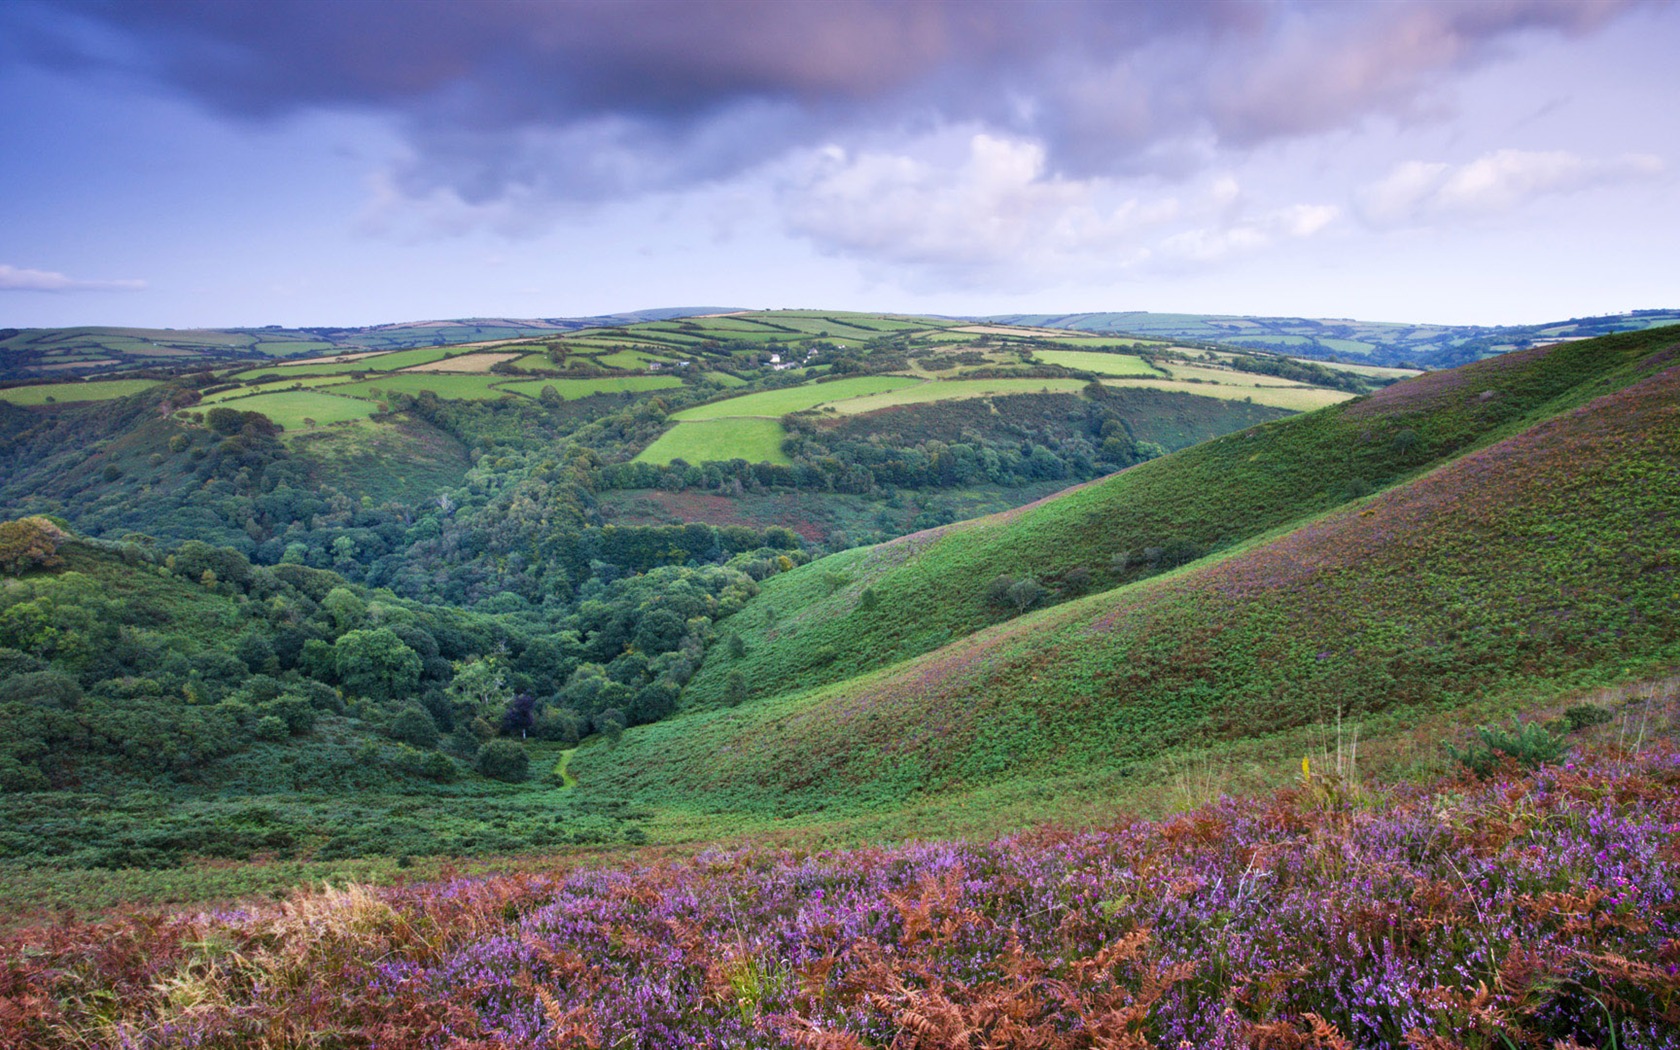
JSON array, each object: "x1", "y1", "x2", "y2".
[
  {"x1": 990, "y1": 307, "x2": 1680, "y2": 368},
  {"x1": 574, "y1": 325, "x2": 1680, "y2": 826}
]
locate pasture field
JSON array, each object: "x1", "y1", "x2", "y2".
[
  {"x1": 402, "y1": 352, "x2": 523, "y2": 372},
  {"x1": 1297, "y1": 357, "x2": 1424, "y2": 379},
  {"x1": 596, "y1": 349, "x2": 675, "y2": 370},
  {"x1": 0, "y1": 379, "x2": 160, "y2": 404},
  {"x1": 1030, "y1": 349, "x2": 1159, "y2": 375},
  {"x1": 825, "y1": 377, "x2": 1089, "y2": 414},
  {"x1": 496, "y1": 375, "x2": 683, "y2": 399},
  {"x1": 271, "y1": 349, "x2": 392, "y2": 369},
  {"x1": 634, "y1": 417, "x2": 792, "y2": 466},
  {"x1": 216, "y1": 390, "x2": 379, "y2": 430},
  {"x1": 333, "y1": 374, "x2": 516, "y2": 401},
  {"x1": 1103, "y1": 377, "x2": 1353, "y2": 411},
  {"x1": 253, "y1": 340, "x2": 335, "y2": 355},
  {"x1": 1155, "y1": 362, "x2": 1312, "y2": 386},
  {"x1": 199, "y1": 376, "x2": 355, "y2": 403},
  {"x1": 702, "y1": 371, "x2": 747, "y2": 387},
  {"x1": 673, "y1": 375, "x2": 921, "y2": 419}
]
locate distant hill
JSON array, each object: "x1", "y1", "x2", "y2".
[
  {"x1": 0, "y1": 308, "x2": 743, "y2": 382},
  {"x1": 985, "y1": 308, "x2": 1680, "y2": 369}
]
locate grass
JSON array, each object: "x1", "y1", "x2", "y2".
[
  {"x1": 1101, "y1": 377, "x2": 1353, "y2": 411},
  {"x1": 496, "y1": 375, "x2": 683, "y2": 399},
  {"x1": 597, "y1": 349, "x2": 675, "y2": 370},
  {"x1": 1156, "y1": 362, "x2": 1312, "y2": 386},
  {"x1": 1033, "y1": 351, "x2": 1162, "y2": 374},
  {"x1": 703, "y1": 371, "x2": 747, "y2": 387},
  {"x1": 634, "y1": 418, "x2": 792, "y2": 466},
  {"x1": 332, "y1": 374, "x2": 519, "y2": 401},
  {"x1": 583, "y1": 331, "x2": 1680, "y2": 821},
  {"x1": 673, "y1": 376, "x2": 921, "y2": 420},
  {"x1": 401, "y1": 352, "x2": 524, "y2": 372},
  {"x1": 213, "y1": 390, "x2": 379, "y2": 430},
  {"x1": 0, "y1": 380, "x2": 160, "y2": 405},
  {"x1": 199, "y1": 375, "x2": 355, "y2": 403},
  {"x1": 826, "y1": 377, "x2": 1090, "y2": 414}
]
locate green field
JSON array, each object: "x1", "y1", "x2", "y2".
[
  {"x1": 634, "y1": 418, "x2": 792, "y2": 466},
  {"x1": 496, "y1": 375, "x2": 683, "y2": 399},
  {"x1": 703, "y1": 371, "x2": 747, "y2": 387},
  {"x1": 673, "y1": 376, "x2": 922, "y2": 420},
  {"x1": 1103, "y1": 377, "x2": 1353, "y2": 411},
  {"x1": 596, "y1": 349, "x2": 676, "y2": 370},
  {"x1": 1028, "y1": 350, "x2": 1159, "y2": 375},
  {"x1": 216, "y1": 390, "x2": 380, "y2": 429},
  {"x1": 332, "y1": 374, "x2": 518, "y2": 401},
  {"x1": 200, "y1": 375, "x2": 355, "y2": 403},
  {"x1": 827, "y1": 377, "x2": 1090, "y2": 414},
  {"x1": 0, "y1": 379, "x2": 160, "y2": 405}
]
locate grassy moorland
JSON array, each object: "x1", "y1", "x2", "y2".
[{"x1": 6, "y1": 743, "x2": 1676, "y2": 1048}]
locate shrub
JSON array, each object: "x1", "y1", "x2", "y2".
[
  {"x1": 1562, "y1": 703, "x2": 1614, "y2": 732},
  {"x1": 476, "y1": 739, "x2": 529, "y2": 782},
  {"x1": 253, "y1": 716, "x2": 289, "y2": 742},
  {"x1": 388, "y1": 707, "x2": 441, "y2": 749},
  {"x1": 1446, "y1": 719, "x2": 1568, "y2": 777}
]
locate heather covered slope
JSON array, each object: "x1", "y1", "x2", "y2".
[
  {"x1": 681, "y1": 326, "x2": 1680, "y2": 709},
  {"x1": 580, "y1": 335, "x2": 1680, "y2": 816},
  {"x1": 11, "y1": 746, "x2": 1678, "y2": 1049}
]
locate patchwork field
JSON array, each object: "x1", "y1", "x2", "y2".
[
  {"x1": 212, "y1": 389, "x2": 379, "y2": 429},
  {"x1": 1102, "y1": 377, "x2": 1353, "y2": 411},
  {"x1": 826, "y1": 377, "x2": 1091, "y2": 414},
  {"x1": 672, "y1": 375, "x2": 922, "y2": 420},
  {"x1": 496, "y1": 375, "x2": 683, "y2": 399},
  {"x1": 1021, "y1": 349, "x2": 1160, "y2": 375},
  {"x1": 0, "y1": 379, "x2": 160, "y2": 404},
  {"x1": 332, "y1": 374, "x2": 518, "y2": 401},
  {"x1": 402, "y1": 352, "x2": 524, "y2": 372},
  {"x1": 634, "y1": 417, "x2": 792, "y2": 466}
]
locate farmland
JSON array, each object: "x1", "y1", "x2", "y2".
[
  {"x1": 635, "y1": 417, "x2": 792, "y2": 466},
  {"x1": 1029, "y1": 349, "x2": 1160, "y2": 374},
  {"x1": 671, "y1": 375, "x2": 922, "y2": 419},
  {"x1": 210, "y1": 389, "x2": 379, "y2": 429},
  {"x1": 0, "y1": 379, "x2": 160, "y2": 404}
]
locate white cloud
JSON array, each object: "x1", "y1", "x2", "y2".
[
  {"x1": 778, "y1": 132, "x2": 1339, "y2": 287},
  {"x1": 0, "y1": 265, "x2": 146, "y2": 293},
  {"x1": 779, "y1": 132, "x2": 1185, "y2": 287},
  {"x1": 1158, "y1": 203, "x2": 1341, "y2": 264},
  {"x1": 1359, "y1": 149, "x2": 1665, "y2": 225}
]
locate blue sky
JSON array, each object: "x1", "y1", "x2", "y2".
[{"x1": 2, "y1": 0, "x2": 1676, "y2": 329}]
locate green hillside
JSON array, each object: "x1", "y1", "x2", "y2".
[{"x1": 577, "y1": 326, "x2": 1680, "y2": 820}]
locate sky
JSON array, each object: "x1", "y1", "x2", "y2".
[{"x1": 1, "y1": 0, "x2": 1676, "y2": 329}]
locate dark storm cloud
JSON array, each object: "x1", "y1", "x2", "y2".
[{"x1": 6, "y1": 0, "x2": 1642, "y2": 203}]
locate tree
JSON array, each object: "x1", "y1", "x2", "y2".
[
  {"x1": 447, "y1": 659, "x2": 514, "y2": 725},
  {"x1": 321, "y1": 586, "x2": 367, "y2": 634},
  {"x1": 333, "y1": 628, "x2": 422, "y2": 701},
  {"x1": 0, "y1": 517, "x2": 68, "y2": 576},
  {"x1": 476, "y1": 739, "x2": 529, "y2": 782}
]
